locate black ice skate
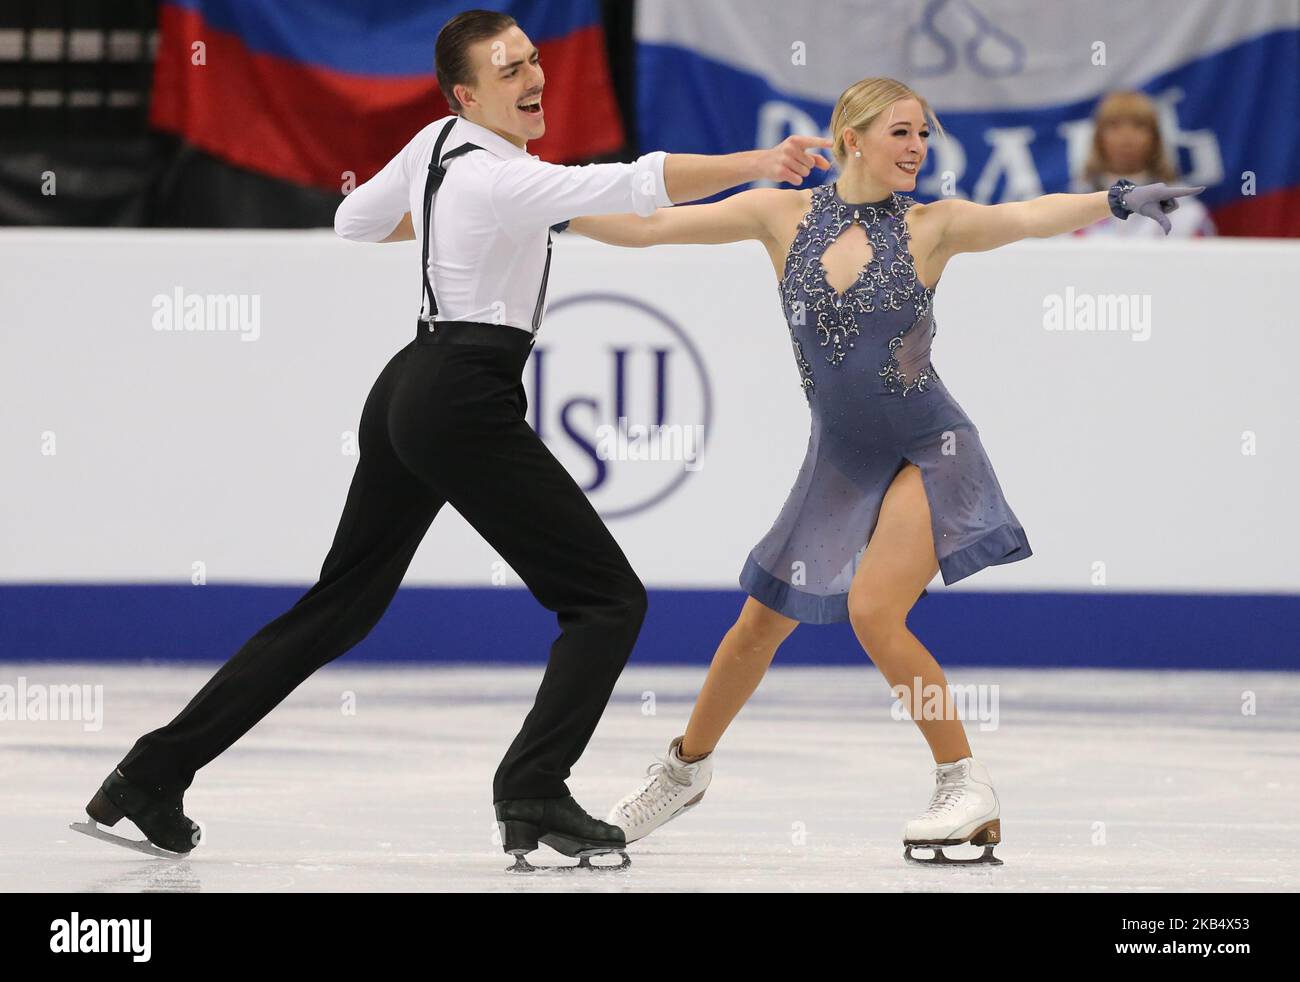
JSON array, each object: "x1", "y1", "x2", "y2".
[
  {"x1": 495, "y1": 795, "x2": 630, "y2": 873},
  {"x1": 69, "y1": 768, "x2": 202, "y2": 858}
]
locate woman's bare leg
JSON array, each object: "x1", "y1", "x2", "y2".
[
  {"x1": 848, "y1": 462, "x2": 971, "y2": 764},
  {"x1": 679, "y1": 597, "x2": 799, "y2": 758}
]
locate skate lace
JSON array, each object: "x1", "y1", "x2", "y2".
[
  {"x1": 922, "y1": 763, "x2": 968, "y2": 817},
  {"x1": 615, "y1": 755, "x2": 693, "y2": 826}
]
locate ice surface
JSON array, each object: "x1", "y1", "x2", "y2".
[{"x1": 2, "y1": 663, "x2": 1297, "y2": 892}]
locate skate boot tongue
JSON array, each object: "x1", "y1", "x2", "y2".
[{"x1": 668, "y1": 735, "x2": 710, "y2": 765}]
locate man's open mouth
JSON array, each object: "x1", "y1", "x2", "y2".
[{"x1": 518, "y1": 97, "x2": 543, "y2": 115}]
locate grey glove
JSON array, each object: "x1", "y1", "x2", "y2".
[{"x1": 1110, "y1": 181, "x2": 1207, "y2": 235}]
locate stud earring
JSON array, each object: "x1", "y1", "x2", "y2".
[{"x1": 854, "y1": 150, "x2": 862, "y2": 158}]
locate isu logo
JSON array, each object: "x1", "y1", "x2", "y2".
[{"x1": 528, "y1": 293, "x2": 712, "y2": 519}]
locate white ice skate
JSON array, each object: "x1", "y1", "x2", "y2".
[
  {"x1": 902, "y1": 756, "x2": 1003, "y2": 866},
  {"x1": 607, "y1": 736, "x2": 712, "y2": 844}
]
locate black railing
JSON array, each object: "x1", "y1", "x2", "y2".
[{"x1": 0, "y1": 0, "x2": 157, "y2": 139}]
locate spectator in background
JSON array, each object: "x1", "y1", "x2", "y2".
[{"x1": 1076, "y1": 90, "x2": 1215, "y2": 239}]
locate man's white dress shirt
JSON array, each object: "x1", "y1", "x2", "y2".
[{"x1": 334, "y1": 115, "x2": 673, "y2": 333}]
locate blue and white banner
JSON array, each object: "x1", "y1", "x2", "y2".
[{"x1": 635, "y1": 0, "x2": 1300, "y2": 236}]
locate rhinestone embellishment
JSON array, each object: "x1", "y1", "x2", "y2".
[{"x1": 779, "y1": 185, "x2": 938, "y2": 398}]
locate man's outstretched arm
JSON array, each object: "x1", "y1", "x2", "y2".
[
  {"x1": 661, "y1": 136, "x2": 831, "y2": 204},
  {"x1": 339, "y1": 132, "x2": 833, "y2": 244},
  {"x1": 490, "y1": 135, "x2": 832, "y2": 233}
]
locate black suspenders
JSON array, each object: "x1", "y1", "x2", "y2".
[
  {"x1": 418, "y1": 118, "x2": 479, "y2": 327},
  {"x1": 418, "y1": 117, "x2": 559, "y2": 341},
  {"x1": 532, "y1": 228, "x2": 555, "y2": 335}
]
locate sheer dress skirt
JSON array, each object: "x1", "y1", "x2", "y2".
[{"x1": 740, "y1": 376, "x2": 1031, "y2": 625}]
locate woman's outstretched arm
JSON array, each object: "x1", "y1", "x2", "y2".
[
  {"x1": 927, "y1": 182, "x2": 1205, "y2": 257},
  {"x1": 568, "y1": 187, "x2": 793, "y2": 248},
  {"x1": 926, "y1": 192, "x2": 1111, "y2": 255}
]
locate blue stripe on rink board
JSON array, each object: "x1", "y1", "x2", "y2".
[{"x1": 1, "y1": 585, "x2": 1296, "y2": 670}]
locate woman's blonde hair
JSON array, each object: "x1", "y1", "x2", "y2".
[
  {"x1": 828, "y1": 77, "x2": 943, "y2": 166},
  {"x1": 1083, "y1": 90, "x2": 1177, "y2": 187}
]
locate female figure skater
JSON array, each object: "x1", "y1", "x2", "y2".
[{"x1": 567, "y1": 77, "x2": 1201, "y2": 865}]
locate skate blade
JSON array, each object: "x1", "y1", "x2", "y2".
[
  {"x1": 904, "y1": 843, "x2": 1003, "y2": 867},
  {"x1": 505, "y1": 851, "x2": 631, "y2": 875},
  {"x1": 69, "y1": 820, "x2": 189, "y2": 860}
]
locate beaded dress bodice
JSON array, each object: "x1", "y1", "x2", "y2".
[{"x1": 779, "y1": 183, "x2": 939, "y2": 401}]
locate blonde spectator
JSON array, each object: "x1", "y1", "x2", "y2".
[{"x1": 1077, "y1": 90, "x2": 1215, "y2": 239}]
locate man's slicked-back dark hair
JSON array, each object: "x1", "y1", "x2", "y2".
[{"x1": 435, "y1": 9, "x2": 518, "y2": 114}]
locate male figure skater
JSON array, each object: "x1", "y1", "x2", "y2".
[{"x1": 77, "y1": 9, "x2": 830, "y2": 868}]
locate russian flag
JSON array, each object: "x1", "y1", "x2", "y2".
[{"x1": 151, "y1": 0, "x2": 625, "y2": 192}]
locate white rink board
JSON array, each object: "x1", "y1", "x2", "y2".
[{"x1": 1, "y1": 229, "x2": 1295, "y2": 592}]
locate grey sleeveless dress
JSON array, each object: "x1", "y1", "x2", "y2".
[{"x1": 739, "y1": 183, "x2": 1032, "y2": 623}]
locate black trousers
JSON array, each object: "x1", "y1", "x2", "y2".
[{"x1": 118, "y1": 323, "x2": 647, "y2": 802}]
